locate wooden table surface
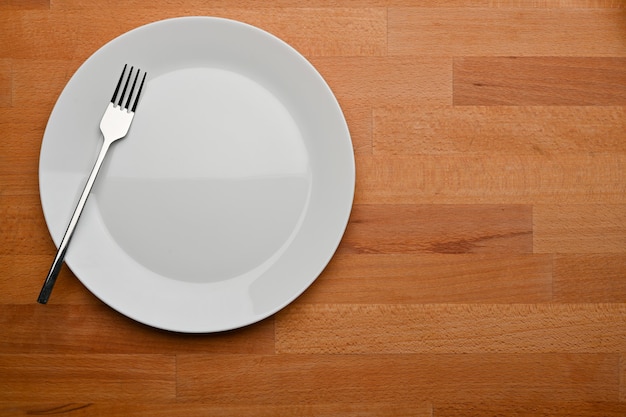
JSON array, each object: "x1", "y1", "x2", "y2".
[{"x1": 2, "y1": 1, "x2": 626, "y2": 416}]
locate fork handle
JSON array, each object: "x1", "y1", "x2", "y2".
[{"x1": 38, "y1": 140, "x2": 112, "y2": 304}]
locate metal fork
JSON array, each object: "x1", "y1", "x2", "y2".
[{"x1": 37, "y1": 64, "x2": 147, "y2": 304}]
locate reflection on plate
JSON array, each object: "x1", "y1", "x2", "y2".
[{"x1": 39, "y1": 17, "x2": 354, "y2": 332}]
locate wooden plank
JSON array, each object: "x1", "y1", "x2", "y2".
[
  {"x1": 0, "y1": 174, "x2": 39, "y2": 196},
  {"x1": 0, "y1": 125, "x2": 45, "y2": 176},
  {"x1": 2, "y1": 69, "x2": 65, "y2": 187},
  {"x1": 339, "y1": 100, "x2": 372, "y2": 155},
  {"x1": 373, "y1": 106, "x2": 626, "y2": 155},
  {"x1": 552, "y1": 0, "x2": 626, "y2": 5},
  {"x1": 7, "y1": 9, "x2": 386, "y2": 61},
  {"x1": 177, "y1": 353, "x2": 619, "y2": 403},
  {"x1": 48, "y1": 0, "x2": 626, "y2": 8},
  {"x1": 300, "y1": 254, "x2": 553, "y2": 303},
  {"x1": 10, "y1": 59, "x2": 77, "y2": 114},
  {"x1": 275, "y1": 304, "x2": 626, "y2": 354},
  {"x1": 0, "y1": 12, "x2": 15, "y2": 59},
  {"x1": 388, "y1": 8, "x2": 626, "y2": 56},
  {"x1": 9, "y1": 401, "x2": 626, "y2": 417},
  {"x1": 0, "y1": 304, "x2": 274, "y2": 354},
  {"x1": 534, "y1": 205, "x2": 626, "y2": 253},
  {"x1": 0, "y1": 61, "x2": 77, "y2": 186},
  {"x1": 0, "y1": 402, "x2": 433, "y2": 417},
  {"x1": 434, "y1": 401, "x2": 626, "y2": 417},
  {"x1": 0, "y1": 195, "x2": 51, "y2": 256},
  {"x1": 554, "y1": 254, "x2": 626, "y2": 302},
  {"x1": 403, "y1": 0, "x2": 626, "y2": 5},
  {"x1": 454, "y1": 57, "x2": 626, "y2": 105},
  {"x1": 197, "y1": 8, "x2": 387, "y2": 57},
  {"x1": 0, "y1": 59, "x2": 10, "y2": 107},
  {"x1": 5, "y1": 12, "x2": 78, "y2": 61},
  {"x1": 516, "y1": 0, "x2": 626, "y2": 5},
  {"x1": 338, "y1": 204, "x2": 533, "y2": 254},
  {"x1": 622, "y1": 353, "x2": 626, "y2": 401},
  {"x1": 0, "y1": 256, "x2": 93, "y2": 304},
  {"x1": 0, "y1": 0, "x2": 49, "y2": 10},
  {"x1": 355, "y1": 154, "x2": 626, "y2": 204},
  {"x1": 0, "y1": 354, "x2": 176, "y2": 401},
  {"x1": 311, "y1": 56, "x2": 452, "y2": 105}
]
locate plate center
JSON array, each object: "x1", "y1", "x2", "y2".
[{"x1": 94, "y1": 67, "x2": 311, "y2": 283}]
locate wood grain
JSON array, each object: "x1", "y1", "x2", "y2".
[
  {"x1": 0, "y1": 354, "x2": 176, "y2": 401},
  {"x1": 0, "y1": 59, "x2": 10, "y2": 107},
  {"x1": 622, "y1": 354, "x2": 626, "y2": 402},
  {"x1": 0, "y1": 256, "x2": 96, "y2": 304},
  {"x1": 0, "y1": 402, "x2": 434, "y2": 417},
  {"x1": 339, "y1": 204, "x2": 533, "y2": 254},
  {"x1": 355, "y1": 154, "x2": 626, "y2": 204},
  {"x1": 7, "y1": 8, "x2": 386, "y2": 61},
  {"x1": 311, "y1": 56, "x2": 452, "y2": 105},
  {"x1": 275, "y1": 304, "x2": 626, "y2": 354},
  {"x1": 177, "y1": 353, "x2": 619, "y2": 403},
  {"x1": 8, "y1": 401, "x2": 626, "y2": 417},
  {"x1": 388, "y1": 8, "x2": 626, "y2": 56},
  {"x1": 435, "y1": 401, "x2": 626, "y2": 417},
  {"x1": 0, "y1": 304, "x2": 275, "y2": 354},
  {"x1": 0, "y1": 195, "x2": 51, "y2": 255},
  {"x1": 338, "y1": 100, "x2": 372, "y2": 155},
  {"x1": 0, "y1": 174, "x2": 39, "y2": 196},
  {"x1": 373, "y1": 105, "x2": 626, "y2": 155},
  {"x1": 10, "y1": 59, "x2": 78, "y2": 112},
  {"x1": 0, "y1": 0, "x2": 49, "y2": 10},
  {"x1": 554, "y1": 254, "x2": 626, "y2": 302},
  {"x1": 2, "y1": 2, "x2": 626, "y2": 415},
  {"x1": 47, "y1": 0, "x2": 626, "y2": 8},
  {"x1": 534, "y1": 204, "x2": 626, "y2": 253},
  {"x1": 454, "y1": 57, "x2": 626, "y2": 105},
  {"x1": 300, "y1": 254, "x2": 553, "y2": 303}
]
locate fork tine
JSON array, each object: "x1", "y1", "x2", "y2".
[
  {"x1": 111, "y1": 64, "x2": 127, "y2": 104},
  {"x1": 132, "y1": 72, "x2": 147, "y2": 112},
  {"x1": 117, "y1": 66, "x2": 133, "y2": 107},
  {"x1": 110, "y1": 65, "x2": 146, "y2": 112},
  {"x1": 124, "y1": 69, "x2": 141, "y2": 110}
]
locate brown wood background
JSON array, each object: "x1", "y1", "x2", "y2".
[{"x1": 2, "y1": 1, "x2": 626, "y2": 415}]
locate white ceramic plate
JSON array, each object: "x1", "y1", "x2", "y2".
[{"x1": 39, "y1": 17, "x2": 354, "y2": 332}]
